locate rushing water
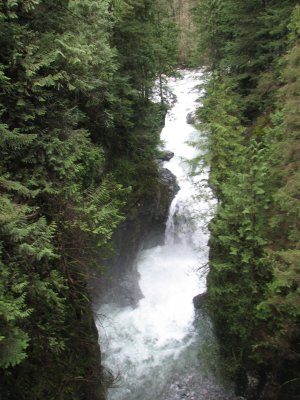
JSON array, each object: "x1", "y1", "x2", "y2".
[{"x1": 97, "y1": 70, "x2": 238, "y2": 400}]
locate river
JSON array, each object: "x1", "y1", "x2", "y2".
[{"x1": 97, "y1": 70, "x2": 240, "y2": 400}]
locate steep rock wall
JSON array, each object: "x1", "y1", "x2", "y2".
[{"x1": 91, "y1": 165, "x2": 179, "y2": 307}]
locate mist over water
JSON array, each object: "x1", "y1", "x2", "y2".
[{"x1": 97, "y1": 71, "x2": 234, "y2": 400}]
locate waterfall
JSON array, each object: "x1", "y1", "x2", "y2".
[{"x1": 96, "y1": 70, "x2": 238, "y2": 400}]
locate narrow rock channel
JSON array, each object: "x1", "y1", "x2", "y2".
[{"x1": 97, "y1": 70, "x2": 243, "y2": 400}]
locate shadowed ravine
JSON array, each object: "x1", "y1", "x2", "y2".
[{"x1": 97, "y1": 71, "x2": 242, "y2": 400}]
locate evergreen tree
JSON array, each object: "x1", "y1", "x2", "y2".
[{"x1": 193, "y1": 1, "x2": 300, "y2": 398}]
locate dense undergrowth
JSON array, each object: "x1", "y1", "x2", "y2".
[
  {"x1": 0, "y1": 1, "x2": 178, "y2": 398},
  {"x1": 192, "y1": 1, "x2": 300, "y2": 398}
]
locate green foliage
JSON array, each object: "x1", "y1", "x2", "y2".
[
  {"x1": 207, "y1": 133, "x2": 273, "y2": 372},
  {"x1": 194, "y1": 1, "x2": 300, "y2": 398},
  {"x1": 0, "y1": 0, "x2": 179, "y2": 398},
  {"x1": 0, "y1": 194, "x2": 60, "y2": 372},
  {"x1": 253, "y1": 15, "x2": 300, "y2": 395},
  {"x1": 112, "y1": 0, "x2": 178, "y2": 100},
  {"x1": 194, "y1": 0, "x2": 298, "y2": 116},
  {"x1": 196, "y1": 76, "x2": 245, "y2": 194}
]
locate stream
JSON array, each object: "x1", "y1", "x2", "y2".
[{"x1": 97, "y1": 70, "x2": 241, "y2": 400}]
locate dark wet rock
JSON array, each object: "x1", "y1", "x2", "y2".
[
  {"x1": 164, "y1": 371, "x2": 247, "y2": 400},
  {"x1": 159, "y1": 166, "x2": 180, "y2": 197},
  {"x1": 186, "y1": 111, "x2": 197, "y2": 125},
  {"x1": 193, "y1": 292, "x2": 208, "y2": 310},
  {"x1": 142, "y1": 167, "x2": 179, "y2": 249},
  {"x1": 157, "y1": 150, "x2": 175, "y2": 162},
  {"x1": 91, "y1": 165, "x2": 179, "y2": 308}
]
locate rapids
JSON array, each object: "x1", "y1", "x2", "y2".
[{"x1": 97, "y1": 70, "x2": 240, "y2": 400}]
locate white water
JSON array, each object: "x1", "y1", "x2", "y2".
[{"x1": 97, "y1": 70, "x2": 217, "y2": 400}]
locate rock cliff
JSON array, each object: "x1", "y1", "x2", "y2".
[{"x1": 91, "y1": 161, "x2": 179, "y2": 307}]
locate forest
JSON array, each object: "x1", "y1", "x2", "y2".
[
  {"x1": 194, "y1": 1, "x2": 300, "y2": 399},
  {"x1": 0, "y1": 0, "x2": 299, "y2": 399}
]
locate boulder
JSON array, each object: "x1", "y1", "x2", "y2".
[
  {"x1": 186, "y1": 111, "x2": 197, "y2": 125},
  {"x1": 158, "y1": 166, "x2": 180, "y2": 200},
  {"x1": 157, "y1": 150, "x2": 175, "y2": 162},
  {"x1": 193, "y1": 292, "x2": 208, "y2": 309}
]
